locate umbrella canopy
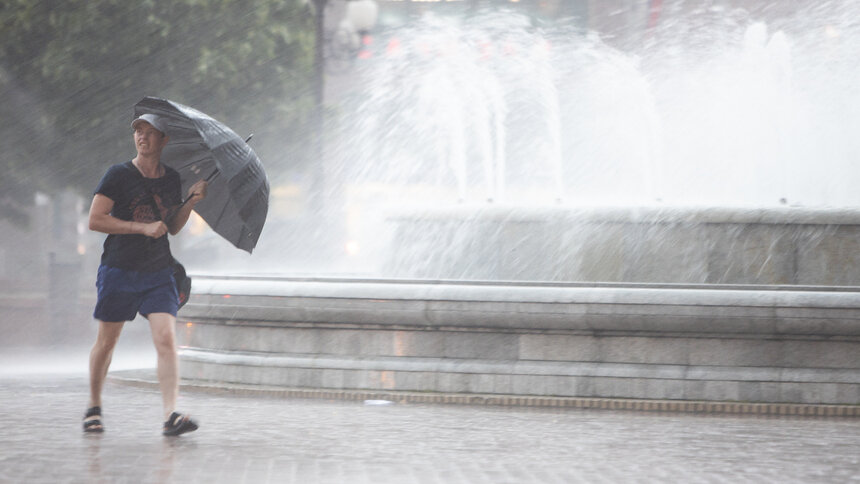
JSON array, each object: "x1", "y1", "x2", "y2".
[{"x1": 134, "y1": 96, "x2": 269, "y2": 253}]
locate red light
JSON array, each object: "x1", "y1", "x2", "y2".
[
  {"x1": 478, "y1": 41, "x2": 492, "y2": 60},
  {"x1": 358, "y1": 35, "x2": 374, "y2": 59},
  {"x1": 386, "y1": 37, "x2": 402, "y2": 56}
]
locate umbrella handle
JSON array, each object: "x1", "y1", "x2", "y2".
[
  {"x1": 177, "y1": 134, "x2": 247, "y2": 208},
  {"x1": 173, "y1": 169, "x2": 219, "y2": 215}
]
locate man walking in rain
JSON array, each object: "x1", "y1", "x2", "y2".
[{"x1": 83, "y1": 113, "x2": 207, "y2": 436}]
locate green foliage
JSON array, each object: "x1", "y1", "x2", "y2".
[{"x1": 0, "y1": 0, "x2": 317, "y2": 210}]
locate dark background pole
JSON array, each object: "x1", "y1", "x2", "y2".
[{"x1": 311, "y1": 0, "x2": 327, "y2": 214}]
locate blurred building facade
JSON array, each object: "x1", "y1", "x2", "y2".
[{"x1": 0, "y1": 190, "x2": 97, "y2": 347}]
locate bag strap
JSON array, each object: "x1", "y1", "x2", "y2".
[
  {"x1": 126, "y1": 162, "x2": 188, "y2": 270},
  {"x1": 127, "y1": 161, "x2": 171, "y2": 225},
  {"x1": 126, "y1": 163, "x2": 176, "y2": 264}
]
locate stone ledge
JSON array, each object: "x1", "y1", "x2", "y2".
[
  {"x1": 178, "y1": 348, "x2": 860, "y2": 384},
  {"x1": 385, "y1": 205, "x2": 860, "y2": 226},
  {"x1": 109, "y1": 369, "x2": 860, "y2": 418},
  {"x1": 175, "y1": 277, "x2": 860, "y2": 406},
  {"x1": 179, "y1": 279, "x2": 860, "y2": 337}
]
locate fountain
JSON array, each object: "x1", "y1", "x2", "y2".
[
  {"x1": 176, "y1": 3, "x2": 860, "y2": 411},
  {"x1": 324, "y1": 8, "x2": 860, "y2": 283}
]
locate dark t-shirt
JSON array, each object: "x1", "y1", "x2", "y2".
[{"x1": 94, "y1": 161, "x2": 182, "y2": 272}]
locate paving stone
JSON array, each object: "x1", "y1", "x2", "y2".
[{"x1": 1, "y1": 361, "x2": 859, "y2": 483}]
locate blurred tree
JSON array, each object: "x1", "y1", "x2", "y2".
[
  {"x1": 0, "y1": 1, "x2": 57, "y2": 225},
  {"x1": 0, "y1": 0, "x2": 316, "y2": 219}
]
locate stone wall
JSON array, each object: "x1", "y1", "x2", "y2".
[
  {"x1": 176, "y1": 276, "x2": 860, "y2": 405},
  {"x1": 384, "y1": 206, "x2": 860, "y2": 284}
]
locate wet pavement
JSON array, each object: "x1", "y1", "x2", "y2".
[{"x1": 2, "y1": 348, "x2": 860, "y2": 484}]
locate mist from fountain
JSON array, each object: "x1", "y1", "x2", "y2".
[
  {"x1": 191, "y1": 2, "x2": 860, "y2": 281},
  {"x1": 341, "y1": 4, "x2": 858, "y2": 208},
  {"x1": 171, "y1": 3, "x2": 860, "y2": 410}
]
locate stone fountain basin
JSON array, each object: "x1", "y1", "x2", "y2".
[
  {"x1": 383, "y1": 205, "x2": 860, "y2": 285},
  {"x1": 177, "y1": 276, "x2": 860, "y2": 406}
]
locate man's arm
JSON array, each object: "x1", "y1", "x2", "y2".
[
  {"x1": 167, "y1": 180, "x2": 208, "y2": 235},
  {"x1": 88, "y1": 193, "x2": 168, "y2": 238}
]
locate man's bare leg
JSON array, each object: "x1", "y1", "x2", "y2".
[
  {"x1": 148, "y1": 312, "x2": 179, "y2": 420},
  {"x1": 89, "y1": 320, "x2": 125, "y2": 409}
]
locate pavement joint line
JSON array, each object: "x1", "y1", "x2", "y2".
[{"x1": 109, "y1": 369, "x2": 860, "y2": 418}]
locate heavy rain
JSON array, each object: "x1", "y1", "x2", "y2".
[{"x1": 2, "y1": 1, "x2": 859, "y2": 482}]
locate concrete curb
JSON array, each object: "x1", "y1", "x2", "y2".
[{"x1": 109, "y1": 369, "x2": 860, "y2": 418}]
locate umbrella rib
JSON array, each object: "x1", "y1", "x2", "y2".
[
  {"x1": 168, "y1": 139, "x2": 208, "y2": 147},
  {"x1": 173, "y1": 155, "x2": 216, "y2": 171},
  {"x1": 208, "y1": 198, "x2": 233, "y2": 232}
]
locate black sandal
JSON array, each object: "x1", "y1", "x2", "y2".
[
  {"x1": 83, "y1": 406, "x2": 104, "y2": 433},
  {"x1": 162, "y1": 411, "x2": 198, "y2": 436}
]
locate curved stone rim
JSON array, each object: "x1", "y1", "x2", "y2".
[
  {"x1": 187, "y1": 275, "x2": 860, "y2": 310},
  {"x1": 176, "y1": 276, "x2": 860, "y2": 406},
  {"x1": 385, "y1": 204, "x2": 860, "y2": 225}
]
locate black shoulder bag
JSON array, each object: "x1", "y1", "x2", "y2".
[
  {"x1": 141, "y1": 182, "x2": 192, "y2": 309},
  {"x1": 171, "y1": 259, "x2": 192, "y2": 309}
]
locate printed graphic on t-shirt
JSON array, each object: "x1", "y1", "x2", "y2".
[{"x1": 130, "y1": 191, "x2": 167, "y2": 223}]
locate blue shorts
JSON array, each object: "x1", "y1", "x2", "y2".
[{"x1": 94, "y1": 265, "x2": 179, "y2": 322}]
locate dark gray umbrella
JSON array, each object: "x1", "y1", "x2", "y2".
[{"x1": 133, "y1": 96, "x2": 269, "y2": 253}]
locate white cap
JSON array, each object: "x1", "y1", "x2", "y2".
[{"x1": 131, "y1": 113, "x2": 168, "y2": 134}]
